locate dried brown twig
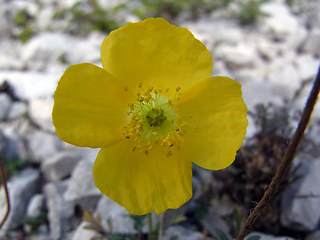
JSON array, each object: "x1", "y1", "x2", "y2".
[
  {"x1": 0, "y1": 154, "x2": 10, "y2": 229},
  {"x1": 237, "y1": 65, "x2": 320, "y2": 240}
]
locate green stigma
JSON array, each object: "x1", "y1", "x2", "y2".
[{"x1": 146, "y1": 108, "x2": 166, "y2": 127}]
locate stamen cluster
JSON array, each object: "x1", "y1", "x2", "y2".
[{"x1": 123, "y1": 84, "x2": 184, "y2": 156}]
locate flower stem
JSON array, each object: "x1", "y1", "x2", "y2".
[
  {"x1": 237, "y1": 65, "x2": 320, "y2": 240},
  {"x1": 148, "y1": 213, "x2": 153, "y2": 240},
  {"x1": 158, "y1": 214, "x2": 163, "y2": 240},
  {"x1": 0, "y1": 153, "x2": 10, "y2": 229}
]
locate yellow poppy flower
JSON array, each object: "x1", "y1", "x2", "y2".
[{"x1": 52, "y1": 18, "x2": 248, "y2": 215}]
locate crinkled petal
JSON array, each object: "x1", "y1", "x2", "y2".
[
  {"x1": 52, "y1": 63, "x2": 134, "y2": 148},
  {"x1": 176, "y1": 76, "x2": 248, "y2": 170},
  {"x1": 101, "y1": 18, "x2": 212, "y2": 96},
  {"x1": 93, "y1": 140, "x2": 193, "y2": 215}
]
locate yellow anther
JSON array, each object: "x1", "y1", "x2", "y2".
[{"x1": 152, "y1": 132, "x2": 158, "y2": 135}]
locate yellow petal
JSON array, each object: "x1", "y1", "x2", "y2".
[
  {"x1": 176, "y1": 76, "x2": 248, "y2": 170},
  {"x1": 101, "y1": 18, "x2": 212, "y2": 96},
  {"x1": 93, "y1": 140, "x2": 193, "y2": 215},
  {"x1": 52, "y1": 63, "x2": 134, "y2": 148}
]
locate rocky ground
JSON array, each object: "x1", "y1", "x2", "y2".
[{"x1": 0, "y1": 0, "x2": 320, "y2": 239}]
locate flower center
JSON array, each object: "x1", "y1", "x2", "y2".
[
  {"x1": 146, "y1": 108, "x2": 166, "y2": 127},
  {"x1": 123, "y1": 84, "x2": 183, "y2": 156}
]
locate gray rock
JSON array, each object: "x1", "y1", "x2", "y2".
[
  {"x1": 281, "y1": 159, "x2": 320, "y2": 231},
  {"x1": 44, "y1": 182, "x2": 74, "y2": 240},
  {"x1": 241, "y1": 81, "x2": 284, "y2": 110},
  {"x1": 234, "y1": 68, "x2": 262, "y2": 84},
  {"x1": 294, "y1": 54, "x2": 319, "y2": 82},
  {"x1": 26, "y1": 194, "x2": 45, "y2": 218},
  {"x1": 200, "y1": 196, "x2": 235, "y2": 239},
  {"x1": 183, "y1": 19, "x2": 244, "y2": 49},
  {"x1": 306, "y1": 230, "x2": 320, "y2": 240},
  {"x1": 0, "y1": 71, "x2": 60, "y2": 101},
  {"x1": 301, "y1": 28, "x2": 320, "y2": 57},
  {"x1": 66, "y1": 32, "x2": 103, "y2": 65},
  {"x1": 64, "y1": 160, "x2": 101, "y2": 212},
  {"x1": 0, "y1": 3, "x2": 14, "y2": 39},
  {"x1": 215, "y1": 43, "x2": 257, "y2": 70},
  {"x1": 95, "y1": 196, "x2": 136, "y2": 234},
  {"x1": 41, "y1": 151, "x2": 79, "y2": 181},
  {"x1": 0, "y1": 168, "x2": 40, "y2": 235},
  {"x1": 28, "y1": 98, "x2": 54, "y2": 132},
  {"x1": 24, "y1": 194, "x2": 46, "y2": 234},
  {"x1": 163, "y1": 226, "x2": 203, "y2": 240},
  {"x1": 0, "y1": 119, "x2": 30, "y2": 160},
  {"x1": 71, "y1": 222, "x2": 97, "y2": 240},
  {"x1": 0, "y1": 40, "x2": 23, "y2": 71},
  {"x1": 7, "y1": 101, "x2": 27, "y2": 120},
  {"x1": 28, "y1": 130, "x2": 63, "y2": 163},
  {"x1": 0, "y1": 93, "x2": 12, "y2": 120},
  {"x1": 260, "y1": 2, "x2": 303, "y2": 43},
  {"x1": 257, "y1": 38, "x2": 280, "y2": 61},
  {"x1": 266, "y1": 60, "x2": 301, "y2": 99},
  {"x1": 21, "y1": 32, "x2": 77, "y2": 71},
  {"x1": 246, "y1": 232, "x2": 295, "y2": 240},
  {"x1": 302, "y1": 0, "x2": 320, "y2": 30}
]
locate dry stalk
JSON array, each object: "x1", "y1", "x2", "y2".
[
  {"x1": 237, "y1": 65, "x2": 320, "y2": 240},
  {"x1": 0, "y1": 154, "x2": 10, "y2": 229}
]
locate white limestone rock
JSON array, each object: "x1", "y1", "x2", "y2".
[
  {"x1": 163, "y1": 226, "x2": 203, "y2": 240},
  {"x1": 281, "y1": 159, "x2": 320, "y2": 231},
  {"x1": 44, "y1": 182, "x2": 74, "y2": 240},
  {"x1": 28, "y1": 130, "x2": 63, "y2": 162},
  {"x1": 301, "y1": 28, "x2": 320, "y2": 57},
  {"x1": 215, "y1": 43, "x2": 257, "y2": 70},
  {"x1": 246, "y1": 232, "x2": 295, "y2": 240},
  {"x1": 64, "y1": 160, "x2": 101, "y2": 212},
  {"x1": 95, "y1": 196, "x2": 136, "y2": 234},
  {"x1": 260, "y1": 2, "x2": 305, "y2": 45},
  {"x1": 294, "y1": 54, "x2": 319, "y2": 82},
  {"x1": 71, "y1": 222, "x2": 97, "y2": 240},
  {"x1": 0, "y1": 168, "x2": 40, "y2": 235},
  {"x1": 41, "y1": 151, "x2": 79, "y2": 181},
  {"x1": 0, "y1": 71, "x2": 60, "y2": 101},
  {"x1": 28, "y1": 98, "x2": 54, "y2": 132},
  {"x1": 7, "y1": 101, "x2": 27, "y2": 120}
]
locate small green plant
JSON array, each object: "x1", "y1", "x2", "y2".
[
  {"x1": 19, "y1": 26, "x2": 37, "y2": 43},
  {"x1": 13, "y1": 9, "x2": 37, "y2": 42},
  {"x1": 52, "y1": 1, "x2": 119, "y2": 36},
  {"x1": 83, "y1": 210, "x2": 144, "y2": 240},
  {"x1": 128, "y1": 214, "x2": 147, "y2": 239},
  {"x1": 233, "y1": 0, "x2": 269, "y2": 25},
  {"x1": 1, "y1": 157, "x2": 26, "y2": 180},
  {"x1": 22, "y1": 208, "x2": 47, "y2": 234},
  {"x1": 13, "y1": 9, "x2": 32, "y2": 26},
  {"x1": 132, "y1": 0, "x2": 232, "y2": 20}
]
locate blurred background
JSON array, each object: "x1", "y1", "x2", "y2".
[{"x1": 0, "y1": 0, "x2": 320, "y2": 239}]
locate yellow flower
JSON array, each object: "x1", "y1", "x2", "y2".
[{"x1": 52, "y1": 18, "x2": 248, "y2": 215}]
